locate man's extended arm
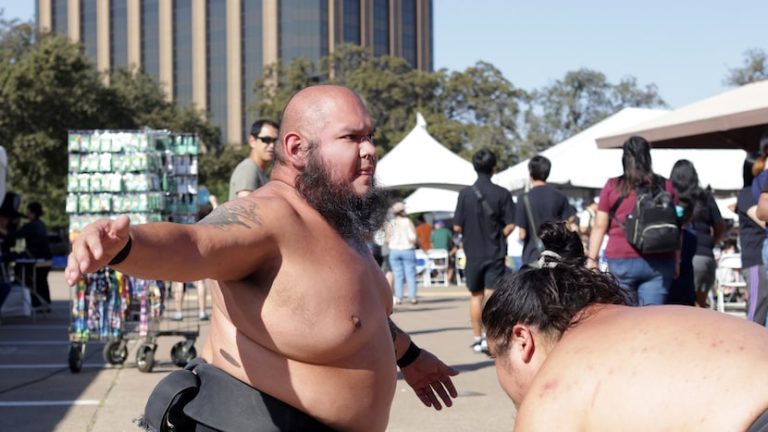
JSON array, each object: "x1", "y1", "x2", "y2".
[
  {"x1": 388, "y1": 318, "x2": 458, "y2": 410},
  {"x1": 66, "y1": 198, "x2": 277, "y2": 286}
]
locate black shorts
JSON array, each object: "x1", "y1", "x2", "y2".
[{"x1": 464, "y1": 258, "x2": 506, "y2": 293}]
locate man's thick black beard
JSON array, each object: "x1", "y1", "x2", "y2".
[{"x1": 296, "y1": 155, "x2": 389, "y2": 247}]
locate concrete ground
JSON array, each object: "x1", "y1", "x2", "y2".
[{"x1": 0, "y1": 272, "x2": 516, "y2": 432}]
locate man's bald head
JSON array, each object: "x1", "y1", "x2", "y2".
[{"x1": 275, "y1": 85, "x2": 368, "y2": 165}]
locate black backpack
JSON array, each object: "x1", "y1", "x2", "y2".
[{"x1": 610, "y1": 175, "x2": 681, "y2": 254}]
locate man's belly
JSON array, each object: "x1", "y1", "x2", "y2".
[{"x1": 204, "y1": 314, "x2": 397, "y2": 432}]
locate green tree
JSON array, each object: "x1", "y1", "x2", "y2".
[
  {"x1": 724, "y1": 48, "x2": 768, "y2": 87},
  {"x1": 0, "y1": 20, "x2": 220, "y2": 229},
  {"x1": 249, "y1": 45, "x2": 525, "y2": 169},
  {"x1": 522, "y1": 68, "x2": 665, "y2": 154}
]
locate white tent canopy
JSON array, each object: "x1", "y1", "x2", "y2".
[
  {"x1": 493, "y1": 108, "x2": 747, "y2": 193},
  {"x1": 376, "y1": 114, "x2": 476, "y2": 191}
]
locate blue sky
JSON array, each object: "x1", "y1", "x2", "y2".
[{"x1": 2, "y1": 0, "x2": 765, "y2": 108}]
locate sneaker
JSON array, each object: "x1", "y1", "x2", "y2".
[
  {"x1": 171, "y1": 312, "x2": 183, "y2": 321},
  {"x1": 480, "y1": 338, "x2": 491, "y2": 356},
  {"x1": 199, "y1": 313, "x2": 209, "y2": 321},
  {"x1": 471, "y1": 338, "x2": 491, "y2": 355},
  {"x1": 393, "y1": 296, "x2": 402, "y2": 305},
  {"x1": 410, "y1": 298, "x2": 418, "y2": 305}
]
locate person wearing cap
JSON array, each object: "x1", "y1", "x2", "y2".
[
  {"x1": 385, "y1": 201, "x2": 419, "y2": 304},
  {"x1": 228, "y1": 119, "x2": 280, "y2": 201}
]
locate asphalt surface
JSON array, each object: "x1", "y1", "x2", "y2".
[{"x1": 0, "y1": 272, "x2": 516, "y2": 432}]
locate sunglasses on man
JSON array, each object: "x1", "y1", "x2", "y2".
[{"x1": 256, "y1": 136, "x2": 278, "y2": 144}]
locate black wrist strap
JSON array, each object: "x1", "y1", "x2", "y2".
[
  {"x1": 108, "y1": 236, "x2": 132, "y2": 266},
  {"x1": 396, "y1": 341, "x2": 421, "y2": 369}
]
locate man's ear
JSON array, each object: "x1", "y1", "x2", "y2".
[
  {"x1": 282, "y1": 132, "x2": 307, "y2": 170},
  {"x1": 511, "y1": 324, "x2": 536, "y2": 363},
  {"x1": 247, "y1": 134, "x2": 257, "y2": 149}
]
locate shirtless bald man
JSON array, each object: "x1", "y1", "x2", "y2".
[
  {"x1": 66, "y1": 85, "x2": 458, "y2": 431},
  {"x1": 482, "y1": 223, "x2": 768, "y2": 431}
]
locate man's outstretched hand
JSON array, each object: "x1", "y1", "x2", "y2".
[
  {"x1": 401, "y1": 348, "x2": 459, "y2": 410},
  {"x1": 65, "y1": 215, "x2": 131, "y2": 286}
]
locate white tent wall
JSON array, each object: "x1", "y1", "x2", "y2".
[
  {"x1": 493, "y1": 108, "x2": 747, "y2": 195},
  {"x1": 376, "y1": 114, "x2": 476, "y2": 191}
]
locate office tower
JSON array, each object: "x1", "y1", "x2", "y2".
[{"x1": 37, "y1": 0, "x2": 434, "y2": 144}]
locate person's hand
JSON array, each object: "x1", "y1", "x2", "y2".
[
  {"x1": 65, "y1": 215, "x2": 131, "y2": 286},
  {"x1": 401, "y1": 348, "x2": 459, "y2": 410},
  {"x1": 586, "y1": 256, "x2": 599, "y2": 270}
]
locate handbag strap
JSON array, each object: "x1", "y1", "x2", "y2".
[
  {"x1": 471, "y1": 185, "x2": 497, "y2": 219},
  {"x1": 522, "y1": 194, "x2": 542, "y2": 245}
]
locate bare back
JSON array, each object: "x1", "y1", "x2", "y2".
[
  {"x1": 201, "y1": 182, "x2": 396, "y2": 432},
  {"x1": 516, "y1": 305, "x2": 768, "y2": 431}
]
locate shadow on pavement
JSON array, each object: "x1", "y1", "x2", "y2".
[
  {"x1": 409, "y1": 326, "x2": 471, "y2": 336},
  {"x1": 451, "y1": 360, "x2": 495, "y2": 373}
]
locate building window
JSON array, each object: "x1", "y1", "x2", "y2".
[
  {"x1": 52, "y1": 0, "x2": 68, "y2": 34},
  {"x1": 372, "y1": 0, "x2": 388, "y2": 56},
  {"x1": 241, "y1": 0, "x2": 263, "y2": 143},
  {"x1": 207, "y1": 0, "x2": 228, "y2": 141},
  {"x1": 173, "y1": 0, "x2": 193, "y2": 106},
  {"x1": 279, "y1": 0, "x2": 328, "y2": 67},
  {"x1": 110, "y1": 0, "x2": 128, "y2": 69},
  {"x1": 342, "y1": 0, "x2": 360, "y2": 44},
  {"x1": 400, "y1": 0, "x2": 417, "y2": 67},
  {"x1": 140, "y1": 0, "x2": 160, "y2": 80},
  {"x1": 80, "y1": 0, "x2": 98, "y2": 62}
]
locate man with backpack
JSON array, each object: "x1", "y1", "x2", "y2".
[{"x1": 586, "y1": 136, "x2": 680, "y2": 306}]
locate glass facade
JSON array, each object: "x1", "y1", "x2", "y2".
[
  {"x1": 173, "y1": 0, "x2": 193, "y2": 106},
  {"x1": 342, "y1": 0, "x2": 360, "y2": 44},
  {"x1": 81, "y1": 0, "x2": 98, "y2": 62},
  {"x1": 241, "y1": 0, "x2": 263, "y2": 142},
  {"x1": 372, "y1": 0, "x2": 388, "y2": 56},
  {"x1": 207, "y1": 0, "x2": 228, "y2": 141},
  {"x1": 52, "y1": 0, "x2": 68, "y2": 34},
  {"x1": 279, "y1": 0, "x2": 328, "y2": 66},
  {"x1": 401, "y1": 0, "x2": 417, "y2": 67},
  {"x1": 140, "y1": 0, "x2": 160, "y2": 80},
  {"x1": 110, "y1": 0, "x2": 128, "y2": 69}
]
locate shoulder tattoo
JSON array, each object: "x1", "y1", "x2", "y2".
[{"x1": 198, "y1": 200, "x2": 263, "y2": 230}]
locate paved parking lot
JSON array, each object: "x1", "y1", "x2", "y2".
[{"x1": 0, "y1": 272, "x2": 516, "y2": 432}]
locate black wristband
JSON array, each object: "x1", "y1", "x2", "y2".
[
  {"x1": 396, "y1": 341, "x2": 421, "y2": 369},
  {"x1": 108, "y1": 236, "x2": 132, "y2": 266}
]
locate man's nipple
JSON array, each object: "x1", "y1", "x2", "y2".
[{"x1": 351, "y1": 315, "x2": 362, "y2": 329}]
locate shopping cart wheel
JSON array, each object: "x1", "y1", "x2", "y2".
[
  {"x1": 136, "y1": 344, "x2": 155, "y2": 373},
  {"x1": 170, "y1": 341, "x2": 197, "y2": 368},
  {"x1": 68, "y1": 343, "x2": 84, "y2": 373},
  {"x1": 103, "y1": 341, "x2": 128, "y2": 365}
]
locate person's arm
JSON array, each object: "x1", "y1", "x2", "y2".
[
  {"x1": 518, "y1": 227, "x2": 527, "y2": 241},
  {"x1": 747, "y1": 205, "x2": 766, "y2": 229},
  {"x1": 66, "y1": 197, "x2": 279, "y2": 286},
  {"x1": 502, "y1": 223, "x2": 515, "y2": 237},
  {"x1": 586, "y1": 210, "x2": 609, "y2": 269},
  {"x1": 389, "y1": 319, "x2": 458, "y2": 410},
  {"x1": 758, "y1": 193, "x2": 768, "y2": 221}
]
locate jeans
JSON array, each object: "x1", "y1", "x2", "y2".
[
  {"x1": 389, "y1": 249, "x2": 417, "y2": 299},
  {"x1": 607, "y1": 257, "x2": 675, "y2": 305}
]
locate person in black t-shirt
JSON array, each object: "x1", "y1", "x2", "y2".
[
  {"x1": 737, "y1": 153, "x2": 768, "y2": 326},
  {"x1": 453, "y1": 149, "x2": 515, "y2": 354},
  {"x1": 515, "y1": 155, "x2": 575, "y2": 265}
]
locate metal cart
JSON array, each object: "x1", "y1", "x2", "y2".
[{"x1": 68, "y1": 269, "x2": 200, "y2": 373}]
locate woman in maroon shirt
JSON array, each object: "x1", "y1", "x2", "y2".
[{"x1": 586, "y1": 136, "x2": 678, "y2": 305}]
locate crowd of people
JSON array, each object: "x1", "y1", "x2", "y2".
[{"x1": 62, "y1": 84, "x2": 768, "y2": 431}]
